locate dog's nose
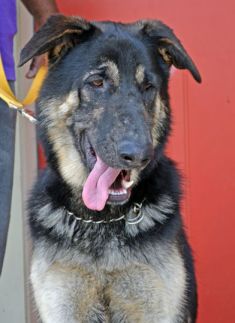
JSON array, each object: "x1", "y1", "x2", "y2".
[{"x1": 118, "y1": 140, "x2": 153, "y2": 167}]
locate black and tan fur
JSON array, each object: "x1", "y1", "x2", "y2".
[{"x1": 20, "y1": 14, "x2": 201, "y2": 323}]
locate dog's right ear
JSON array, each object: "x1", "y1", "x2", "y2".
[
  {"x1": 19, "y1": 14, "x2": 98, "y2": 66},
  {"x1": 138, "y1": 20, "x2": 201, "y2": 83}
]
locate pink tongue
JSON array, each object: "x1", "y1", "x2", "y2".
[{"x1": 82, "y1": 156, "x2": 121, "y2": 211}]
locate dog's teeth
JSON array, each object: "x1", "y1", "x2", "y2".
[
  {"x1": 108, "y1": 189, "x2": 127, "y2": 196},
  {"x1": 109, "y1": 189, "x2": 116, "y2": 195},
  {"x1": 121, "y1": 179, "x2": 134, "y2": 189}
]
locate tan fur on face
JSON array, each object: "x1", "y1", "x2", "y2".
[
  {"x1": 130, "y1": 169, "x2": 139, "y2": 184},
  {"x1": 135, "y1": 65, "x2": 145, "y2": 84},
  {"x1": 40, "y1": 91, "x2": 87, "y2": 188},
  {"x1": 151, "y1": 93, "x2": 168, "y2": 146}
]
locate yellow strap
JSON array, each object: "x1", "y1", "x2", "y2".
[
  {"x1": 0, "y1": 55, "x2": 47, "y2": 109},
  {"x1": 22, "y1": 64, "x2": 47, "y2": 106}
]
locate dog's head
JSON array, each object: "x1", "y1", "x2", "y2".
[{"x1": 20, "y1": 15, "x2": 201, "y2": 211}]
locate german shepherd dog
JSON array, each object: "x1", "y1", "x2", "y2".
[{"x1": 19, "y1": 14, "x2": 201, "y2": 323}]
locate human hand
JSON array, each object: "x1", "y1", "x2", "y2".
[{"x1": 25, "y1": 54, "x2": 45, "y2": 79}]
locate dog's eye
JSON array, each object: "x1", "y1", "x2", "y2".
[{"x1": 90, "y1": 79, "x2": 104, "y2": 88}]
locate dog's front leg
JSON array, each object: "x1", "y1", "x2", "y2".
[{"x1": 31, "y1": 253, "x2": 107, "y2": 323}]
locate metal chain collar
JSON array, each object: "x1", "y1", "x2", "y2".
[{"x1": 66, "y1": 201, "x2": 145, "y2": 226}]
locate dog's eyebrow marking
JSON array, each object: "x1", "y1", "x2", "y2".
[
  {"x1": 82, "y1": 60, "x2": 119, "y2": 86},
  {"x1": 99, "y1": 60, "x2": 119, "y2": 86},
  {"x1": 82, "y1": 69, "x2": 103, "y2": 81},
  {"x1": 135, "y1": 65, "x2": 145, "y2": 84}
]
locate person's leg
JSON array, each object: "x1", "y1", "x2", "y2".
[{"x1": 0, "y1": 81, "x2": 16, "y2": 274}]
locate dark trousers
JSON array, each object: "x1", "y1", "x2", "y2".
[{"x1": 0, "y1": 81, "x2": 16, "y2": 274}]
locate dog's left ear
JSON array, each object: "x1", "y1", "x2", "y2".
[
  {"x1": 140, "y1": 20, "x2": 201, "y2": 83},
  {"x1": 19, "y1": 14, "x2": 98, "y2": 66}
]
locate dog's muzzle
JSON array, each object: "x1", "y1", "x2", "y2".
[{"x1": 81, "y1": 135, "x2": 153, "y2": 211}]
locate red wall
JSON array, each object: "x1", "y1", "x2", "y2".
[{"x1": 52, "y1": 1, "x2": 235, "y2": 321}]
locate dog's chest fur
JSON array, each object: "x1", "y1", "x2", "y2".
[{"x1": 31, "y1": 235, "x2": 186, "y2": 323}]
